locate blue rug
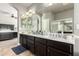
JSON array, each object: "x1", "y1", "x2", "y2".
[{"x1": 12, "y1": 45, "x2": 26, "y2": 55}]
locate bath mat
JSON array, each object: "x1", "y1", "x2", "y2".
[{"x1": 11, "y1": 45, "x2": 26, "y2": 55}]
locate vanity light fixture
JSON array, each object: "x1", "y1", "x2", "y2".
[
  {"x1": 29, "y1": 9, "x2": 35, "y2": 14},
  {"x1": 21, "y1": 8, "x2": 36, "y2": 18},
  {"x1": 26, "y1": 12, "x2": 29, "y2": 15},
  {"x1": 28, "y1": 13, "x2": 32, "y2": 17},
  {"x1": 21, "y1": 14, "x2": 27, "y2": 19},
  {"x1": 26, "y1": 9, "x2": 35, "y2": 17},
  {"x1": 25, "y1": 12, "x2": 29, "y2": 17}
]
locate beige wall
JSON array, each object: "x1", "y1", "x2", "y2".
[{"x1": 0, "y1": 3, "x2": 17, "y2": 31}]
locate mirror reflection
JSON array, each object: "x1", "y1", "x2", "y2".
[{"x1": 20, "y1": 3, "x2": 74, "y2": 35}]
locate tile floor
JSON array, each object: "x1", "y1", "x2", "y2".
[{"x1": 0, "y1": 38, "x2": 33, "y2": 56}]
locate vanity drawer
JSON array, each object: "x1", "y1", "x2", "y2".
[
  {"x1": 47, "y1": 39, "x2": 73, "y2": 54},
  {"x1": 25, "y1": 35, "x2": 34, "y2": 41},
  {"x1": 47, "y1": 46, "x2": 71, "y2": 56},
  {"x1": 35, "y1": 37, "x2": 46, "y2": 45},
  {"x1": 28, "y1": 39, "x2": 34, "y2": 44}
]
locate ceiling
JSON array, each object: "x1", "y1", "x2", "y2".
[{"x1": 10, "y1": 3, "x2": 74, "y2": 15}]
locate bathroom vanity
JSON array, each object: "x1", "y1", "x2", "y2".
[
  {"x1": 20, "y1": 33, "x2": 74, "y2": 56},
  {"x1": 19, "y1": 3, "x2": 74, "y2": 56},
  {"x1": 0, "y1": 32, "x2": 17, "y2": 41},
  {"x1": 0, "y1": 24, "x2": 17, "y2": 41}
]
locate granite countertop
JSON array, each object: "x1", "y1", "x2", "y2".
[{"x1": 20, "y1": 32, "x2": 75, "y2": 44}]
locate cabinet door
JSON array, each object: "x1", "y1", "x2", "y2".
[
  {"x1": 0, "y1": 33, "x2": 11, "y2": 40},
  {"x1": 20, "y1": 35, "x2": 26, "y2": 48},
  {"x1": 47, "y1": 46, "x2": 70, "y2": 56},
  {"x1": 20, "y1": 34, "x2": 34, "y2": 51},
  {"x1": 20, "y1": 35, "x2": 23, "y2": 44},
  {"x1": 35, "y1": 43, "x2": 46, "y2": 56},
  {"x1": 20, "y1": 35, "x2": 24, "y2": 44},
  {"x1": 25, "y1": 35, "x2": 34, "y2": 49},
  {"x1": 1, "y1": 33, "x2": 9, "y2": 39},
  {"x1": 25, "y1": 39, "x2": 29, "y2": 49},
  {"x1": 13, "y1": 32, "x2": 17, "y2": 38},
  {"x1": 47, "y1": 39, "x2": 73, "y2": 54},
  {"x1": 1, "y1": 33, "x2": 6, "y2": 39},
  {"x1": 0, "y1": 34, "x2": 2, "y2": 40},
  {"x1": 9, "y1": 33, "x2": 13, "y2": 39},
  {"x1": 22, "y1": 36, "x2": 27, "y2": 48},
  {"x1": 28, "y1": 41, "x2": 34, "y2": 53}
]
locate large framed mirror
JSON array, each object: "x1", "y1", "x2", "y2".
[
  {"x1": 21, "y1": 13, "x2": 41, "y2": 34},
  {"x1": 50, "y1": 18, "x2": 73, "y2": 34}
]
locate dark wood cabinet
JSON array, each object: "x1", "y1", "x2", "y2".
[
  {"x1": 20, "y1": 34, "x2": 23, "y2": 45},
  {"x1": 20, "y1": 34, "x2": 27, "y2": 48},
  {"x1": 0, "y1": 32, "x2": 17, "y2": 41},
  {"x1": 47, "y1": 46, "x2": 71, "y2": 56},
  {"x1": 35, "y1": 37, "x2": 46, "y2": 44},
  {"x1": 25, "y1": 35, "x2": 34, "y2": 53},
  {"x1": 0, "y1": 33, "x2": 9, "y2": 40},
  {"x1": 20, "y1": 34, "x2": 73, "y2": 56},
  {"x1": 47, "y1": 39, "x2": 73, "y2": 56},
  {"x1": 28, "y1": 41, "x2": 34, "y2": 53},
  {"x1": 13, "y1": 32, "x2": 17, "y2": 38},
  {"x1": 20, "y1": 34, "x2": 34, "y2": 53},
  {"x1": 35, "y1": 43, "x2": 46, "y2": 56},
  {"x1": 35, "y1": 37, "x2": 46, "y2": 56}
]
